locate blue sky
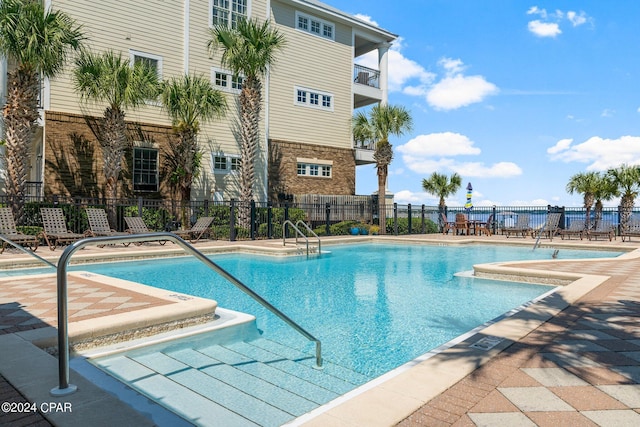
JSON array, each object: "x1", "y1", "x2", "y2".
[{"x1": 323, "y1": 0, "x2": 640, "y2": 208}]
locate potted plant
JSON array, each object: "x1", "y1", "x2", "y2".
[{"x1": 369, "y1": 225, "x2": 380, "y2": 235}]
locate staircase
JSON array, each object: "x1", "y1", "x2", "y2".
[{"x1": 93, "y1": 337, "x2": 371, "y2": 427}]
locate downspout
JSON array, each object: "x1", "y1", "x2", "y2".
[
  {"x1": 184, "y1": 0, "x2": 190, "y2": 73},
  {"x1": 263, "y1": 0, "x2": 271, "y2": 202}
]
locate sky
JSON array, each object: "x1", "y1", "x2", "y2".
[{"x1": 321, "y1": 0, "x2": 640, "y2": 208}]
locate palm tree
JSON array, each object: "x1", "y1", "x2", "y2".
[
  {"x1": 566, "y1": 171, "x2": 600, "y2": 229},
  {"x1": 592, "y1": 173, "x2": 616, "y2": 227},
  {"x1": 208, "y1": 18, "x2": 285, "y2": 225},
  {"x1": 422, "y1": 172, "x2": 462, "y2": 230},
  {"x1": 352, "y1": 104, "x2": 413, "y2": 234},
  {"x1": 74, "y1": 50, "x2": 159, "y2": 204},
  {"x1": 159, "y1": 74, "x2": 227, "y2": 227},
  {"x1": 0, "y1": 0, "x2": 84, "y2": 222},
  {"x1": 607, "y1": 164, "x2": 640, "y2": 232}
]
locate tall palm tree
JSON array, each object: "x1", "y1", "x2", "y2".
[
  {"x1": 352, "y1": 104, "x2": 413, "y2": 234},
  {"x1": 159, "y1": 74, "x2": 227, "y2": 227},
  {"x1": 74, "y1": 50, "x2": 159, "y2": 204},
  {"x1": 566, "y1": 171, "x2": 600, "y2": 229},
  {"x1": 592, "y1": 173, "x2": 616, "y2": 226},
  {"x1": 0, "y1": 0, "x2": 84, "y2": 222},
  {"x1": 607, "y1": 164, "x2": 640, "y2": 232},
  {"x1": 422, "y1": 172, "x2": 462, "y2": 230},
  {"x1": 208, "y1": 18, "x2": 285, "y2": 225}
]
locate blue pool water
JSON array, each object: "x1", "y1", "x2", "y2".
[{"x1": 80, "y1": 243, "x2": 619, "y2": 377}]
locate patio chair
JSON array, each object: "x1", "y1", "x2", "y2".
[
  {"x1": 173, "y1": 216, "x2": 214, "y2": 243},
  {"x1": 476, "y1": 214, "x2": 494, "y2": 236},
  {"x1": 440, "y1": 213, "x2": 455, "y2": 235},
  {"x1": 85, "y1": 208, "x2": 130, "y2": 246},
  {"x1": 453, "y1": 213, "x2": 470, "y2": 235},
  {"x1": 40, "y1": 207, "x2": 87, "y2": 251},
  {"x1": 621, "y1": 219, "x2": 640, "y2": 242},
  {"x1": 558, "y1": 219, "x2": 585, "y2": 240},
  {"x1": 504, "y1": 214, "x2": 531, "y2": 238},
  {"x1": 531, "y1": 213, "x2": 562, "y2": 241},
  {"x1": 124, "y1": 216, "x2": 167, "y2": 245},
  {"x1": 587, "y1": 221, "x2": 616, "y2": 241},
  {"x1": 0, "y1": 207, "x2": 40, "y2": 253}
]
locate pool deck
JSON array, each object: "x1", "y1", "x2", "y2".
[{"x1": 1, "y1": 233, "x2": 639, "y2": 426}]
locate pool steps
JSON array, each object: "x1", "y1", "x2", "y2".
[{"x1": 92, "y1": 335, "x2": 371, "y2": 426}]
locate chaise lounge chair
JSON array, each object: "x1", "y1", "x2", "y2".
[
  {"x1": 558, "y1": 219, "x2": 585, "y2": 240},
  {"x1": 85, "y1": 208, "x2": 130, "y2": 246},
  {"x1": 587, "y1": 221, "x2": 616, "y2": 241},
  {"x1": 40, "y1": 207, "x2": 87, "y2": 251},
  {"x1": 124, "y1": 216, "x2": 167, "y2": 245},
  {"x1": 621, "y1": 219, "x2": 640, "y2": 242},
  {"x1": 504, "y1": 214, "x2": 531, "y2": 238},
  {"x1": 173, "y1": 216, "x2": 214, "y2": 243},
  {"x1": 531, "y1": 212, "x2": 562, "y2": 241},
  {"x1": 0, "y1": 207, "x2": 40, "y2": 253}
]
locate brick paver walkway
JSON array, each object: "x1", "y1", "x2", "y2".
[{"x1": 397, "y1": 257, "x2": 640, "y2": 426}]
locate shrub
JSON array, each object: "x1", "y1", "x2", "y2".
[{"x1": 123, "y1": 206, "x2": 174, "y2": 231}]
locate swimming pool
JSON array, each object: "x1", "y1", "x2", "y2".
[{"x1": 82, "y1": 243, "x2": 618, "y2": 377}]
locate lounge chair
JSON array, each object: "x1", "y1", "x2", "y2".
[
  {"x1": 440, "y1": 213, "x2": 455, "y2": 235},
  {"x1": 454, "y1": 213, "x2": 470, "y2": 235},
  {"x1": 587, "y1": 221, "x2": 616, "y2": 241},
  {"x1": 531, "y1": 213, "x2": 562, "y2": 241},
  {"x1": 0, "y1": 207, "x2": 40, "y2": 253},
  {"x1": 85, "y1": 208, "x2": 130, "y2": 246},
  {"x1": 124, "y1": 216, "x2": 167, "y2": 245},
  {"x1": 504, "y1": 214, "x2": 531, "y2": 238},
  {"x1": 558, "y1": 219, "x2": 585, "y2": 240},
  {"x1": 476, "y1": 214, "x2": 494, "y2": 236},
  {"x1": 621, "y1": 219, "x2": 640, "y2": 242},
  {"x1": 40, "y1": 207, "x2": 87, "y2": 250},
  {"x1": 173, "y1": 216, "x2": 214, "y2": 243}
]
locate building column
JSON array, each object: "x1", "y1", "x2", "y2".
[{"x1": 378, "y1": 42, "x2": 391, "y2": 105}]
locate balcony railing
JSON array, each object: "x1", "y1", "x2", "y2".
[{"x1": 353, "y1": 64, "x2": 380, "y2": 89}]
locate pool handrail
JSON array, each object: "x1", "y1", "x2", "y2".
[
  {"x1": 0, "y1": 235, "x2": 57, "y2": 269},
  {"x1": 282, "y1": 220, "x2": 320, "y2": 257},
  {"x1": 51, "y1": 232, "x2": 323, "y2": 397},
  {"x1": 295, "y1": 220, "x2": 321, "y2": 255}
]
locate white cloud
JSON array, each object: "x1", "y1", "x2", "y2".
[
  {"x1": 528, "y1": 20, "x2": 562, "y2": 37},
  {"x1": 567, "y1": 11, "x2": 588, "y2": 26},
  {"x1": 427, "y1": 73, "x2": 498, "y2": 110},
  {"x1": 548, "y1": 135, "x2": 640, "y2": 170},
  {"x1": 354, "y1": 14, "x2": 378, "y2": 26},
  {"x1": 398, "y1": 132, "x2": 481, "y2": 157},
  {"x1": 397, "y1": 132, "x2": 522, "y2": 178},
  {"x1": 601, "y1": 109, "x2": 615, "y2": 117},
  {"x1": 393, "y1": 190, "x2": 428, "y2": 204}
]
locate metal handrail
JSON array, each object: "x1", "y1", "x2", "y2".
[
  {"x1": 0, "y1": 235, "x2": 57, "y2": 269},
  {"x1": 295, "y1": 220, "x2": 321, "y2": 254},
  {"x1": 282, "y1": 220, "x2": 317, "y2": 257},
  {"x1": 51, "y1": 232, "x2": 322, "y2": 397}
]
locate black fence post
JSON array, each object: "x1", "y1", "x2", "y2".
[
  {"x1": 203, "y1": 199, "x2": 210, "y2": 216},
  {"x1": 267, "y1": 202, "x2": 273, "y2": 239},
  {"x1": 407, "y1": 204, "x2": 412, "y2": 235},
  {"x1": 230, "y1": 199, "x2": 236, "y2": 241},
  {"x1": 284, "y1": 203, "x2": 290, "y2": 238},
  {"x1": 74, "y1": 197, "x2": 82, "y2": 234},
  {"x1": 250, "y1": 200, "x2": 256, "y2": 240},
  {"x1": 421, "y1": 204, "x2": 426, "y2": 234},
  {"x1": 492, "y1": 205, "x2": 497, "y2": 235},
  {"x1": 137, "y1": 196, "x2": 143, "y2": 217},
  {"x1": 393, "y1": 203, "x2": 398, "y2": 236},
  {"x1": 325, "y1": 203, "x2": 331, "y2": 236}
]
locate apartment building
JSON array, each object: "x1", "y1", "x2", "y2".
[{"x1": 0, "y1": 0, "x2": 396, "y2": 202}]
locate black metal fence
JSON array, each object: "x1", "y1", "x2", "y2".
[{"x1": 1, "y1": 194, "x2": 635, "y2": 241}]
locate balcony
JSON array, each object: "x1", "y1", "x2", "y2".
[
  {"x1": 354, "y1": 141, "x2": 376, "y2": 165},
  {"x1": 353, "y1": 64, "x2": 382, "y2": 108}
]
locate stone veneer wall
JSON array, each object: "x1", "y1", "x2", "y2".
[
  {"x1": 44, "y1": 111, "x2": 177, "y2": 199},
  {"x1": 268, "y1": 139, "x2": 355, "y2": 200}
]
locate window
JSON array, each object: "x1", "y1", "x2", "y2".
[
  {"x1": 212, "y1": 68, "x2": 243, "y2": 93},
  {"x1": 212, "y1": 0, "x2": 248, "y2": 28},
  {"x1": 133, "y1": 147, "x2": 158, "y2": 192},
  {"x1": 295, "y1": 11, "x2": 335, "y2": 41},
  {"x1": 129, "y1": 50, "x2": 162, "y2": 79},
  {"x1": 212, "y1": 153, "x2": 240, "y2": 174},
  {"x1": 296, "y1": 161, "x2": 332, "y2": 178},
  {"x1": 294, "y1": 86, "x2": 334, "y2": 111}
]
